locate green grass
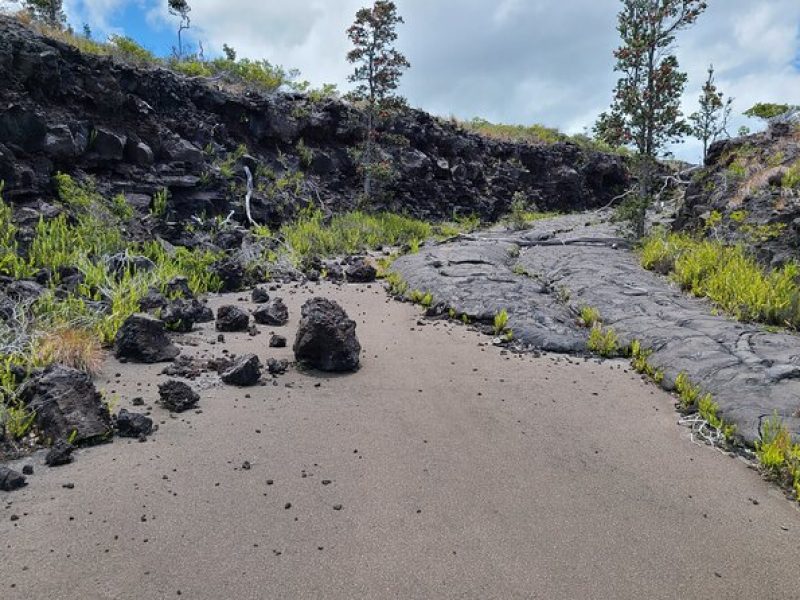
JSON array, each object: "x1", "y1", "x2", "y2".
[
  {"x1": 756, "y1": 413, "x2": 800, "y2": 499},
  {"x1": 783, "y1": 160, "x2": 800, "y2": 189},
  {"x1": 493, "y1": 309, "x2": 510, "y2": 335},
  {"x1": 587, "y1": 324, "x2": 620, "y2": 357},
  {"x1": 279, "y1": 209, "x2": 433, "y2": 264},
  {"x1": 579, "y1": 306, "x2": 601, "y2": 328},
  {"x1": 641, "y1": 232, "x2": 800, "y2": 329}
]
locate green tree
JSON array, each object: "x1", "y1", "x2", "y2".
[
  {"x1": 689, "y1": 64, "x2": 733, "y2": 162},
  {"x1": 346, "y1": 0, "x2": 410, "y2": 199},
  {"x1": 23, "y1": 0, "x2": 65, "y2": 26},
  {"x1": 595, "y1": 0, "x2": 706, "y2": 237},
  {"x1": 743, "y1": 103, "x2": 795, "y2": 122},
  {"x1": 168, "y1": 0, "x2": 191, "y2": 58}
]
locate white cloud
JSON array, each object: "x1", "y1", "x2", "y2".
[{"x1": 64, "y1": 0, "x2": 800, "y2": 162}]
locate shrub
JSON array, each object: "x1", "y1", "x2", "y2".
[
  {"x1": 108, "y1": 35, "x2": 157, "y2": 63},
  {"x1": 756, "y1": 413, "x2": 800, "y2": 498},
  {"x1": 782, "y1": 160, "x2": 800, "y2": 190},
  {"x1": 151, "y1": 188, "x2": 169, "y2": 217}
]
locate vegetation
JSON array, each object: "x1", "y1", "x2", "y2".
[
  {"x1": 168, "y1": 0, "x2": 192, "y2": 58},
  {"x1": 587, "y1": 324, "x2": 621, "y2": 357},
  {"x1": 689, "y1": 64, "x2": 733, "y2": 161},
  {"x1": 279, "y1": 208, "x2": 432, "y2": 264},
  {"x1": 782, "y1": 160, "x2": 800, "y2": 190},
  {"x1": 641, "y1": 231, "x2": 800, "y2": 328},
  {"x1": 579, "y1": 306, "x2": 601, "y2": 328},
  {"x1": 743, "y1": 103, "x2": 795, "y2": 122},
  {"x1": 595, "y1": 0, "x2": 706, "y2": 238},
  {"x1": 756, "y1": 413, "x2": 800, "y2": 498},
  {"x1": 505, "y1": 192, "x2": 559, "y2": 230},
  {"x1": 346, "y1": 0, "x2": 410, "y2": 200},
  {"x1": 493, "y1": 309, "x2": 509, "y2": 336}
]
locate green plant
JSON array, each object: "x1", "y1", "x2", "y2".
[
  {"x1": 579, "y1": 306, "x2": 601, "y2": 328},
  {"x1": 782, "y1": 160, "x2": 800, "y2": 190},
  {"x1": 697, "y1": 393, "x2": 736, "y2": 440},
  {"x1": 675, "y1": 372, "x2": 701, "y2": 408},
  {"x1": 755, "y1": 413, "x2": 800, "y2": 498},
  {"x1": 296, "y1": 139, "x2": 313, "y2": 169},
  {"x1": 420, "y1": 292, "x2": 434, "y2": 308},
  {"x1": 493, "y1": 309, "x2": 509, "y2": 335},
  {"x1": 151, "y1": 188, "x2": 169, "y2": 217},
  {"x1": 108, "y1": 34, "x2": 157, "y2": 63},
  {"x1": 2, "y1": 403, "x2": 36, "y2": 440},
  {"x1": 587, "y1": 324, "x2": 620, "y2": 357}
]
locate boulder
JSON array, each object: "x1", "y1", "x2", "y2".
[
  {"x1": 158, "y1": 380, "x2": 199, "y2": 413},
  {"x1": 220, "y1": 354, "x2": 262, "y2": 387},
  {"x1": 106, "y1": 253, "x2": 155, "y2": 279},
  {"x1": 293, "y1": 297, "x2": 361, "y2": 372},
  {"x1": 45, "y1": 440, "x2": 75, "y2": 466},
  {"x1": 345, "y1": 258, "x2": 377, "y2": 283},
  {"x1": 115, "y1": 409, "x2": 153, "y2": 438},
  {"x1": 18, "y1": 365, "x2": 112, "y2": 444},
  {"x1": 216, "y1": 305, "x2": 250, "y2": 332},
  {"x1": 0, "y1": 466, "x2": 26, "y2": 491},
  {"x1": 254, "y1": 298, "x2": 288, "y2": 326},
  {"x1": 91, "y1": 127, "x2": 126, "y2": 161},
  {"x1": 114, "y1": 314, "x2": 180, "y2": 363},
  {"x1": 212, "y1": 258, "x2": 245, "y2": 292}
]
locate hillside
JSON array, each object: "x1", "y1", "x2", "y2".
[{"x1": 0, "y1": 15, "x2": 627, "y2": 239}]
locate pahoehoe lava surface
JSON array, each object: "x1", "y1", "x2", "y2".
[
  {"x1": 2, "y1": 283, "x2": 800, "y2": 599},
  {"x1": 393, "y1": 212, "x2": 800, "y2": 444}
]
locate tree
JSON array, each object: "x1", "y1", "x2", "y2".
[
  {"x1": 346, "y1": 0, "x2": 410, "y2": 199},
  {"x1": 23, "y1": 0, "x2": 65, "y2": 26},
  {"x1": 743, "y1": 103, "x2": 795, "y2": 122},
  {"x1": 168, "y1": 0, "x2": 191, "y2": 58},
  {"x1": 689, "y1": 64, "x2": 733, "y2": 162},
  {"x1": 595, "y1": 0, "x2": 706, "y2": 237}
]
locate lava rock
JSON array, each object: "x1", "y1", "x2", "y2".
[
  {"x1": 269, "y1": 334, "x2": 287, "y2": 348},
  {"x1": 161, "y1": 298, "x2": 212, "y2": 332},
  {"x1": 212, "y1": 258, "x2": 245, "y2": 293},
  {"x1": 45, "y1": 440, "x2": 75, "y2": 466},
  {"x1": 158, "y1": 380, "x2": 199, "y2": 413},
  {"x1": 267, "y1": 358, "x2": 289, "y2": 375},
  {"x1": 18, "y1": 365, "x2": 112, "y2": 444},
  {"x1": 114, "y1": 314, "x2": 180, "y2": 363},
  {"x1": 115, "y1": 409, "x2": 153, "y2": 438},
  {"x1": 345, "y1": 258, "x2": 377, "y2": 283},
  {"x1": 251, "y1": 287, "x2": 270, "y2": 304},
  {"x1": 164, "y1": 276, "x2": 194, "y2": 300},
  {"x1": 293, "y1": 297, "x2": 361, "y2": 372},
  {"x1": 254, "y1": 298, "x2": 289, "y2": 326},
  {"x1": 216, "y1": 305, "x2": 250, "y2": 332},
  {"x1": 0, "y1": 467, "x2": 26, "y2": 491},
  {"x1": 220, "y1": 354, "x2": 262, "y2": 386},
  {"x1": 106, "y1": 253, "x2": 155, "y2": 279}
]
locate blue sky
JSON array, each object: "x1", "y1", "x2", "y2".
[{"x1": 52, "y1": 0, "x2": 800, "y2": 163}]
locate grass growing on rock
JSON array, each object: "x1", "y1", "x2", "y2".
[
  {"x1": 756, "y1": 413, "x2": 800, "y2": 498},
  {"x1": 641, "y1": 231, "x2": 800, "y2": 329}
]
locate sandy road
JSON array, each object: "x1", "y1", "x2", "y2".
[{"x1": 2, "y1": 282, "x2": 799, "y2": 599}]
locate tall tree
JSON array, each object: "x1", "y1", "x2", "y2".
[
  {"x1": 23, "y1": 0, "x2": 65, "y2": 26},
  {"x1": 689, "y1": 65, "x2": 733, "y2": 162},
  {"x1": 346, "y1": 0, "x2": 410, "y2": 199},
  {"x1": 168, "y1": 0, "x2": 191, "y2": 58},
  {"x1": 595, "y1": 0, "x2": 706, "y2": 237}
]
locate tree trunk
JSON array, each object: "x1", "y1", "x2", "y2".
[{"x1": 363, "y1": 107, "x2": 373, "y2": 199}]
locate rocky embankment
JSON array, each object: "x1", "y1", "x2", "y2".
[
  {"x1": 675, "y1": 114, "x2": 800, "y2": 266},
  {"x1": 393, "y1": 211, "x2": 800, "y2": 445},
  {"x1": 0, "y1": 15, "x2": 627, "y2": 241}
]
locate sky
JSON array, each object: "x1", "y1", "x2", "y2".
[{"x1": 43, "y1": 0, "x2": 800, "y2": 162}]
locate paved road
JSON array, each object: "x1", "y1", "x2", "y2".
[{"x1": 2, "y1": 283, "x2": 799, "y2": 599}]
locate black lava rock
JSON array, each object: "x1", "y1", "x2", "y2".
[
  {"x1": 115, "y1": 409, "x2": 154, "y2": 438},
  {"x1": 45, "y1": 440, "x2": 75, "y2": 467},
  {"x1": 269, "y1": 334, "x2": 287, "y2": 348},
  {"x1": 251, "y1": 287, "x2": 270, "y2": 304},
  {"x1": 158, "y1": 380, "x2": 199, "y2": 413},
  {"x1": 0, "y1": 466, "x2": 26, "y2": 491},
  {"x1": 345, "y1": 258, "x2": 377, "y2": 283},
  {"x1": 220, "y1": 354, "x2": 262, "y2": 387},
  {"x1": 215, "y1": 305, "x2": 250, "y2": 332},
  {"x1": 253, "y1": 298, "x2": 289, "y2": 326},
  {"x1": 293, "y1": 297, "x2": 361, "y2": 372},
  {"x1": 114, "y1": 314, "x2": 180, "y2": 363}
]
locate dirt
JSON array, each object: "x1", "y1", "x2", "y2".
[{"x1": 2, "y1": 282, "x2": 799, "y2": 599}]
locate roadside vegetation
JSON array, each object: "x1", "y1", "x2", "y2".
[{"x1": 640, "y1": 229, "x2": 800, "y2": 329}]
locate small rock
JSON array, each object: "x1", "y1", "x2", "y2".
[
  {"x1": 116, "y1": 409, "x2": 154, "y2": 438},
  {"x1": 215, "y1": 305, "x2": 249, "y2": 332},
  {"x1": 45, "y1": 440, "x2": 75, "y2": 467},
  {"x1": 251, "y1": 287, "x2": 270, "y2": 304},
  {"x1": 269, "y1": 335, "x2": 287, "y2": 348},
  {"x1": 254, "y1": 298, "x2": 289, "y2": 326},
  {"x1": 220, "y1": 354, "x2": 262, "y2": 387},
  {"x1": 0, "y1": 467, "x2": 26, "y2": 491},
  {"x1": 293, "y1": 297, "x2": 361, "y2": 372},
  {"x1": 158, "y1": 380, "x2": 200, "y2": 413},
  {"x1": 114, "y1": 314, "x2": 180, "y2": 363},
  {"x1": 267, "y1": 358, "x2": 289, "y2": 375},
  {"x1": 21, "y1": 465, "x2": 33, "y2": 476}
]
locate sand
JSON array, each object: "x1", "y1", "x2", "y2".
[{"x1": 2, "y1": 282, "x2": 799, "y2": 599}]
